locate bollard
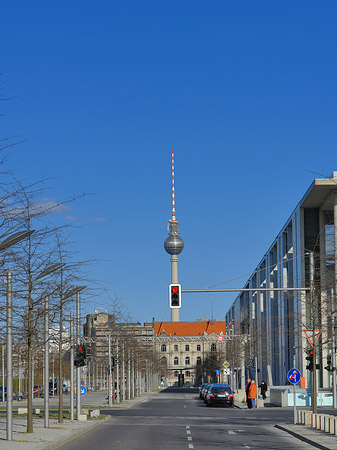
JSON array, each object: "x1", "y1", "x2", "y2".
[
  {"x1": 323, "y1": 415, "x2": 330, "y2": 433},
  {"x1": 329, "y1": 416, "x2": 335, "y2": 435},
  {"x1": 304, "y1": 411, "x2": 312, "y2": 426}
]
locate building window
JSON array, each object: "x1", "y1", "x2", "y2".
[
  {"x1": 161, "y1": 344, "x2": 166, "y2": 352},
  {"x1": 160, "y1": 356, "x2": 167, "y2": 365},
  {"x1": 196, "y1": 357, "x2": 201, "y2": 365},
  {"x1": 196, "y1": 345, "x2": 201, "y2": 351},
  {"x1": 185, "y1": 344, "x2": 189, "y2": 351},
  {"x1": 174, "y1": 371, "x2": 179, "y2": 377},
  {"x1": 174, "y1": 357, "x2": 179, "y2": 365},
  {"x1": 185, "y1": 357, "x2": 190, "y2": 365},
  {"x1": 211, "y1": 343, "x2": 216, "y2": 352},
  {"x1": 186, "y1": 371, "x2": 190, "y2": 377},
  {"x1": 174, "y1": 345, "x2": 178, "y2": 351}
]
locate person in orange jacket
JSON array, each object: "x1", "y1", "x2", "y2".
[{"x1": 248, "y1": 380, "x2": 257, "y2": 408}]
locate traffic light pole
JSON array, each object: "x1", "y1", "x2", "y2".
[
  {"x1": 44, "y1": 296, "x2": 49, "y2": 428},
  {"x1": 70, "y1": 313, "x2": 74, "y2": 420},
  {"x1": 76, "y1": 290, "x2": 81, "y2": 420}
]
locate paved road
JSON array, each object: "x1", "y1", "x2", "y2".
[{"x1": 56, "y1": 388, "x2": 315, "y2": 450}]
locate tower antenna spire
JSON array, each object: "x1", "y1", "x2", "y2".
[{"x1": 171, "y1": 149, "x2": 176, "y2": 221}]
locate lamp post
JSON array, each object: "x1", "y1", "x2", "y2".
[
  {"x1": 0, "y1": 230, "x2": 34, "y2": 441},
  {"x1": 35, "y1": 262, "x2": 66, "y2": 429}
]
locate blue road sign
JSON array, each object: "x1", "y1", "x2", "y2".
[
  {"x1": 80, "y1": 385, "x2": 87, "y2": 396},
  {"x1": 287, "y1": 368, "x2": 301, "y2": 384}
]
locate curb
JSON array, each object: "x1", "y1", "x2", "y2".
[{"x1": 275, "y1": 424, "x2": 331, "y2": 450}]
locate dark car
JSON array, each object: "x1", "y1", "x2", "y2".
[
  {"x1": 202, "y1": 384, "x2": 213, "y2": 402},
  {"x1": 205, "y1": 384, "x2": 234, "y2": 407},
  {"x1": 199, "y1": 384, "x2": 207, "y2": 399}
]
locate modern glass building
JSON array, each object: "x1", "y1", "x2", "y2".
[{"x1": 226, "y1": 173, "x2": 337, "y2": 388}]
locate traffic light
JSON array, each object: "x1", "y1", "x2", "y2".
[
  {"x1": 306, "y1": 349, "x2": 313, "y2": 371},
  {"x1": 74, "y1": 344, "x2": 87, "y2": 367},
  {"x1": 325, "y1": 355, "x2": 332, "y2": 371},
  {"x1": 169, "y1": 283, "x2": 181, "y2": 309}
]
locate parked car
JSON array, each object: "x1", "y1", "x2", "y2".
[
  {"x1": 202, "y1": 384, "x2": 213, "y2": 401},
  {"x1": 205, "y1": 384, "x2": 234, "y2": 407},
  {"x1": 199, "y1": 384, "x2": 206, "y2": 399}
]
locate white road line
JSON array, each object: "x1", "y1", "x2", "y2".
[
  {"x1": 228, "y1": 430, "x2": 236, "y2": 435},
  {"x1": 188, "y1": 445, "x2": 194, "y2": 449},
  {"x1": 187, "y1": 436, "x2": 192, "y2": 441},
  {"x1": 186, "y1": 426, "x2": 190, "y2": 429},
  {"x1": 187, "y1": 430, "x2": 191, "y2": 435},
  {"x1": 184, "y1": 405, "x2": 187, "y2": 408},
  {"x1": 243, "y1": 445, "x2": 251, "y2": 449}
]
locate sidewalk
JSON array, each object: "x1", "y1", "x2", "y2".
[
  {"x1": 0, "y1": 390, "x2": 157, "y2": 450},
  {"x1": 276, "y1": 423, "x2": 337, "y2": 450}
]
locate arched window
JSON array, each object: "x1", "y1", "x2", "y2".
[
  {"x1": 186, "y1": 371, "x2": 190, "y2": 377},
  {"x1": 161, "y1": 344, "x2": 166, "y2": 352},
  {"x1": 174, "y1": 371, "x2": 179, "y2": 377},
  {"x1": 211, "y1": 343, "x2": 216, "y2": 352},
  {"x1": 174, "y1": 357, "x2": 179, "y2": 365},
  {"x1": 196, "y1": 357, "x2": 201, "y2": 365},
  {"x1": 185, "y1": 357, "x2": 190, "y2": 365},
  {"x1": 196, "y1": 344, "x2": 201, "y2": 351},
  {"x1": 160, "y1": 356, "x2": 167, "y2": 365}
]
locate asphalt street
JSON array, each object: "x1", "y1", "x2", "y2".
[{"x1": 56, "y1": 388, "x2": 315, "y2": 450}]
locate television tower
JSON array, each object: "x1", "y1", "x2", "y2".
[{"x1": 164, "y1": 149, "x2": 184, "y2": 322}]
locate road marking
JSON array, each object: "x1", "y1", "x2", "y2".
[
  {"x1": 186, "y1": 426, "x2": 190, "y2": 429},
  {"x1": 228, "y1": 430, "x2": 236, "y2": 435},
  {"x1": 187, "y1": 436, "x2": 192, "y2": 441},
  {"x1": 243, "y1": 445, "x2": 251, "y2": 449},
  {"x1": 184, "y1": 405, "x2": 187, "y2": 408},
  {"x1": 187, "y1": 430, "x2": 191, "y2": 434},
  {"x1": 188, "y1": 445, "x2": 194, "y2": 449}
]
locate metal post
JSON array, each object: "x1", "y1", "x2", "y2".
[
  {"x1": 127, "y1": 349, "x2": 131, "y2": 400},
  {"x1": 6, "y1": 271, "x2": 12, "y2": 441},
  {"x1": 116, "y1": 338, "x2": 120, "y2": 403},
  {"x1": 122, "y1": 342, "x2": 125, "y2": 402},
  {"x1": 108, "y1": 334, "x2": 112, "y2": 407},
  {"x1": 44, "y1": 296, "x2": 49, "y2": 428},
  {"x1": 293, "y1": 350, "x2": 297, "y2": 424},
  {"x1": 254, "y1": 356, "x2": 258, "y2": 409},
  {"x1": 2, "y1": 344, "x2": 5, "y2": 403},
  {"x1": 333, "y1": 192, "x2": 337, "y2": 408},
  {"x1": 70, "y1": 313, "x2": 74, "y2": 420},
  {"x1": 76, "y1": 290, "x2": 81, "y2": 420}
]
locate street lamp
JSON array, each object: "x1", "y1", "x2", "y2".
[
  {"x1": 62, "y1": 286, "x2": 86, "y2": 420},
  {"x1": 0, "y1": 229, "x2": 34, "y2": 441},
  {"x1": 33, "y1": 262, "x2": 66, "y2": 429}
]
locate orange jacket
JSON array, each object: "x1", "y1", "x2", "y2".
[{"x1": 248, "y1": 383, "x2": 257, "y2": 399}]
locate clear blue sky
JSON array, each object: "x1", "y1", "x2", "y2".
[{"x1": 1, "y1": 1, "x2": 337, "y2": 324}]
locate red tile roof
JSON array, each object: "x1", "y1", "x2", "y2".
[{"x1": 155, "y1": 321, "x2": 226, "y2": 337}]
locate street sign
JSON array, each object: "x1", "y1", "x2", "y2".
[
  {"x1": 216, "y1": 369, "x2": 220, "y2": 377},
  {"x1": 217, "y1": 335, "x2": 224, "y2": 342},
  {"x1": 223, "y1": 368, "x2": 230, "y2": 375},
  {"x1": 223, "y1": 361, "x2": 230, "y2": 368},
  {"x1": 304, "y1": 329, "x2": 321, "y2": 346},
  {"x1": 80, "y1": 385, "x2": 87, "y2": 396},
  {"x1": 287, "y1": 368, "x2": 301, "y2": 384}
]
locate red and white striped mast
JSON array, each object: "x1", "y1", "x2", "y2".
[{"x1": 164, "y1": 149, "x2": 184, "y2": 322}]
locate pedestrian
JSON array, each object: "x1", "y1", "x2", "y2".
[
  {"x1": 248, "y1": 380, "x2": 257, "y2": 408},
  {"x1": 245, "y1": 378, "x2": 252, "y2": 409},
  {"x1": 259, "y1": 380, "x2": 268, "y2": 400}
]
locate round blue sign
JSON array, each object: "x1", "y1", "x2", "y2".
[
  {"x1": 287, "y1": 368, "x2": 301, "y2": 384},
  {"x1": 80, "y1": 385, "x2": 87, "y2": 396}
]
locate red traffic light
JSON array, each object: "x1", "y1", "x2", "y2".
[
  {"x1": 172, "y1": 287, "x2": 178, "y2": 293},
  {"x1": 78, "y1": 346, "x2": 83, "y2": 351}
]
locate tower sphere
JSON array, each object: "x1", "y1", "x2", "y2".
[{"x1": 164, "y1": 235, "x2": 184, "y2": 255}]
